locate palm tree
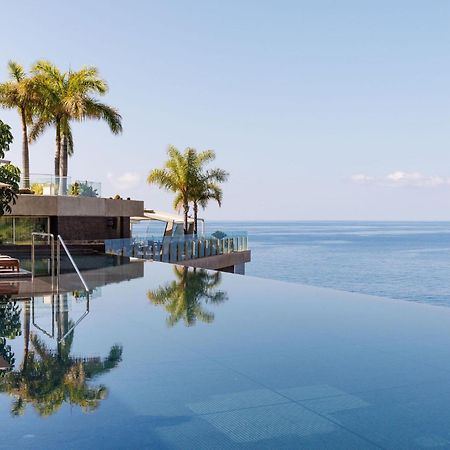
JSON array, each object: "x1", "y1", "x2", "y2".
[
  {"x1": 31, "y1": 61, "x2": 122, "y2": 192},
  {"x1": 175, "y1": 159, "x2": 229, "y2": 234},
  {"x1": 148, "y1": 146, "x2": 199, "y2": 233},
  {"x1": 148, "y1": 266, "x2": 227, "y2": 327},
  {"x1": 0, "y1": 62, "x2": 38, "y2": 189},
  {"x1": 30, "y1": 62, "x2": 67, "y2": 178}
]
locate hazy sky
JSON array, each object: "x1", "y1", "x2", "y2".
[{"x1": 1, "y1": 0, "x2": 450, "y2": 220}]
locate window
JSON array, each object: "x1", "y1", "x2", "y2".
[{"x1": 0, "y1": 216, "x2": 49, "y2": 244}]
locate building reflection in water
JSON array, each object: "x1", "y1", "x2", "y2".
[
  {"x1": 147, "y1": 266, "x2": 228, "y2": 327},
  {"x1": 0, "y1": 292, "x2": 123, "y2": 417}
]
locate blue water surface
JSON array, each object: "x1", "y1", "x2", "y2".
[
  {"x1": 208, "y1": 221, "x2": 450, "y2": 306},
  {"x1": 3, "y1": 262, "x2": 450, "y2": 448}
]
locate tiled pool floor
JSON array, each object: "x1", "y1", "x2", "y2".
[{"x1": 1, "y1": 262, "x2": 450, "y2": 449}]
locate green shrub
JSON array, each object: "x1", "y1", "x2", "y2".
[
  {"x1": 30, "y1": 183, "x2": 44, "y2": 195},
  {"x1": 69, "y1": 181, "x2": 99, "y2": 198}
]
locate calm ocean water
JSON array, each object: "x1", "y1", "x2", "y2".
[
  {"x1": 208, "y1": 221, "x2": 450, "y2": 307},
  {"x1": 133, "y1": 221, "x2": 450, "y2": 306}
]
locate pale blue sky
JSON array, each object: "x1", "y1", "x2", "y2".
[{"x1": 1, "y1": 0, "x2": 450, "y2": 220}]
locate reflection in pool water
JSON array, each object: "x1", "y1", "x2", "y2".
[
  {"x1": 1, "y1": 262, "x2": 450, "y2": 448},
  {"x1": 0, "y1": 297, "x2": 21, "y2": 376},
  {"x1": 148, "y1": 266, "x2": 228, "y2": 327},
  {"x1": 0, "y1": 294, "x2": 122, "y2": 417}
]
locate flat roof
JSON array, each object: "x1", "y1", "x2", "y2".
[
  {"x1": 8, "y1": 195, "x2": 144, "y2": 217},
  {"x1": 131, "y1": 209, "x2": 195, "y2": 224}
]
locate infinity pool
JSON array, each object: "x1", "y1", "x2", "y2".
[{"x1": 1, "y1": 261, "x2": 450, "y2": 449}]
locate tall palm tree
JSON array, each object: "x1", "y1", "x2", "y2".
[
  {"x1": 30, "y1": 62, "x2": 67, "y2": 178},
  {"x1": 173, "y1": 150, "x2": 229, "y2": 234},
  {"x1": 31, "y1": 61, "x2": 122, "y2": 191},
  {"x1": 148, "y1": 146, "x2": 199, "y2": 233},
  {"x1": 148, "y1": 266, "x2": 227, "y2": 327},
  {"x1": 0, "y1": 62, "x2": 38, "y2": 189}
]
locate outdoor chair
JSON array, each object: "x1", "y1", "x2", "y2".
[{"x1": 0, "y1": 257, "x2": 20, "y2": 272}]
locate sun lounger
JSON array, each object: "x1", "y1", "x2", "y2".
[{"x1": 0, "y1": 258, "x2": 20, "y2": 272}]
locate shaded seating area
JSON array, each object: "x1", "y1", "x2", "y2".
[{"x1": 0, "y1": 255, "x2": 20, "y2": 272}]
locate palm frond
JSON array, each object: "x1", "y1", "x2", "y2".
[
  {"x1": 172, "y1": 192, "x2": 184, "y2": 211},
  {"x1": 196, "y1": 149, "x2": 216, "y2": 165},
  {"x1": 29, "y1": 117, "x2": 51, "y2": 143},
  {"x1": 80, "y1": 98, "x2": 122, "y2": 134},
  {"x1": 147, "y1": 169, "x2": 177, "y2": 192},
  {"x1": 65, "y1": 126, "x2": 74, "y2": 156},
  {"x1": 68, "y1": 67, "x2": 107, "y2": 96},
  {"x1": 7, "y1": 61, "x2": 25, "y2": 82},
  {"x1": 206, "y1": 168, "x2": 229, "y2": 183}
]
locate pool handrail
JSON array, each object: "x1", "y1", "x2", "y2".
[{"x1": 57, "y1": 234, "x2": 89, "y2": 292}]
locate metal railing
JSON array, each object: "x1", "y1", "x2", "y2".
[
  {"x1": 31, "y1": 293, "x2": 90, "y2": 343},
  {"x1": 32, "y1": 294, "x2": 55, "y2": 338},
  {"x1": 31, "y1": 232, "x2": 89, "y2": 292},
  {"x1": 105, "y1": 233, "x2": 248, "y2": 263},
  {"x1": 57, "y1": 235, "x2": 89, "y2": 291},
  {"x1": 30, "y1": 233, "x2": 90, "y2": 345},
  {"x1": 31, "y1": 232, "x2": 55, "y2": 289},
  {"x1": 58, "y1": 302, "x2": 90, "y2": 342}
]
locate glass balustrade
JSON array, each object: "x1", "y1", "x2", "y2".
[
  {"x1": 105, "y1": 232, "x2": 248, "y2": 263},
  {"x1": 21, "y1": 174, "x2": 101, "y2": 197}
]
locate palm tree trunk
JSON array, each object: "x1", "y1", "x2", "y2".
[
  {"x1": 55, "y1": 120, "x2": 61, "y2": 178},
  {"x1": 183, "y1": 201, "x2": 189, "y2": 235},
  {"x1": 193, "y1": 201, "x2": 198, "y2": 235},
  {"x1": 20, "y1": 108, "x2": 30, "y2": 189},
  {"x1": 62, "y1": 136, "x2": 68, "y2": 177},
  {"x1": 56, "y1": 293, "x2": 69, "y2": 346},
  {"x1": 22, "y1": 300, "x2": 30, "y2": 371},
  {"x1": 59, "y1": 134, "x2": 68, "y2": 195}
]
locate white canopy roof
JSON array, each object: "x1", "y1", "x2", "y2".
[{"x1": 131, "y1": 209, "x2": 195, "y2": 224}]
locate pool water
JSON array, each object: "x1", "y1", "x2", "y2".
[
  {"x1": 2, "y1": 261, "x2": 450, "y2": 449},
  {"x1": 19, "y1": 253, "x2": 131, "y2": 276}
]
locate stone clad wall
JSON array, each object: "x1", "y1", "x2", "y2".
[{"x1": 53, "y1": 216, "x2": 131, "y2": 241}]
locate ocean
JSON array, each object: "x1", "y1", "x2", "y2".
[
  {"x1": 133, "y1": 220, "x2": 450, "y2": 307},
  {"x1": 208, "y1": 221, "x2": 450, "y2": 307}
]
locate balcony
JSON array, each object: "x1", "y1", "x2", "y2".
[{"x1": 21, "y1": 174, "x2": 101, "y2": 197}]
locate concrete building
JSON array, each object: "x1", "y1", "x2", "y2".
[
  {"x1": 0, "y1": 194, "x2": 250, "y2": 274},
  {"x1": 1, "y1": 194, "x2": 143, "y2": 244}
]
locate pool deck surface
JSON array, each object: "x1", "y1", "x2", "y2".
[{"x1": 0, "y1": 268, "x2": 31, "y2": 278}]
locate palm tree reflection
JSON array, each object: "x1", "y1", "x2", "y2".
[
  {"x1": 0, "y1": 296, "x2": 22, "y2": 376},
  {"x1": 148, "y1": 266, "x2": 228, "y2": 327},
  {"x1": 0, "y1": 329, "x2": 122, "y2": 416},
  {"x1": 0, "y1": 294, "x2": 123, "y2": 417}
]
